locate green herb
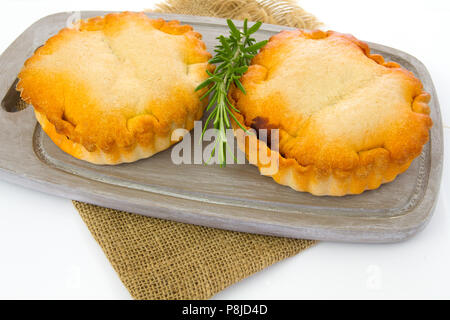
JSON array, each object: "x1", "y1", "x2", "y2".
[{"x1": 195, "y1": 19, "x2": 267, "y2": 167}]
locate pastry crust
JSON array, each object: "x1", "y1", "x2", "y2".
[
  {"x1": 17, "y1": 12, "x2": 213, "y2": 164},
  {"x1": 230, "y1": 30, "x2": 432, "y2": 196}
]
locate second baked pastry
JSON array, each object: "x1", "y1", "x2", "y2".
[{"x1": 230, "y1": 30, "x2": 432, "y2": 196}]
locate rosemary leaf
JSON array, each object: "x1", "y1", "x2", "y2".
[{"x1": 195, "y1": 18, "x2": 267, "y2": 167}]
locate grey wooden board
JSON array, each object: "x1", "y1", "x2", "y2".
[{"x1": 0, "y1": 11, "x2": 444, "y2": 243}]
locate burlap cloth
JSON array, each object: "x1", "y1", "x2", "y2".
[{"x1": 74, "y1": 0, "x2": 321, "y2": 300}]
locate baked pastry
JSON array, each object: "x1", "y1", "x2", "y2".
[
  {"x1": 17, "y1": 12, "x2": 212, "y2": 164},
  {"x1": 230, "y1": 30, "x2": 432, "y2": 196}
]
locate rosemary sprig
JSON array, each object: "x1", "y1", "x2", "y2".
[{"x1": 195, "y1": 19, "x2": 267, "y2": 167}]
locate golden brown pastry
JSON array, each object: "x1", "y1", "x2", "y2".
[
  {"x1": 17, "y1": 12, "x2": 212, "y2": 164},
  {"x1": 230, "y1": 30, "x2": 432, "y2": 196}
]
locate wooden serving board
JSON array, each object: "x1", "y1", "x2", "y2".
[{"x1": 0, "y1": 12, "x2": 443, "y2": 242}]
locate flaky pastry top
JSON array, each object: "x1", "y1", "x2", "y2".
[
  {"x1": 231, "y1": 30, "x2": 432, "y2": 173},
  {"x1": 17, "y1": 12, "x2": 212, "y2": 153}
]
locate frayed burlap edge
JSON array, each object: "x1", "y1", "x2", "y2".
[{"x1": 152, "y1": 0, "x2": 322, "y2": 29}]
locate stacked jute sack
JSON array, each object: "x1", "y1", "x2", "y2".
[{"x1": 75, "y1": 0, "x2": 321, "y2": 300}]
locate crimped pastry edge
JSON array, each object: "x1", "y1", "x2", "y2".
[
  {"x1": 232, "y1": 121, "x2": 414, "y2": 196},
  {"x1": 230, "y1": 29, "x2": 432, "y2": 196},
  {"x1": 35, "y1": 109, "x2": 198, "y2": 165}
]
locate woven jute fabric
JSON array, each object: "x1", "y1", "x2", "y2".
[
  {"x1": 74, "y1": 0, "x2": 321, "y2": 300},
  {"x1": 153, "y1": 0, "x2": 322, "y2": 29}
]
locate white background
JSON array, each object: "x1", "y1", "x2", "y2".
[{"x1": 0, "y1": 0, "x2": 449, "y2": 299}]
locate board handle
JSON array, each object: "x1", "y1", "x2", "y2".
[{"x1": 1, "y1": 78, "x2": 30, "y2": 113}]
